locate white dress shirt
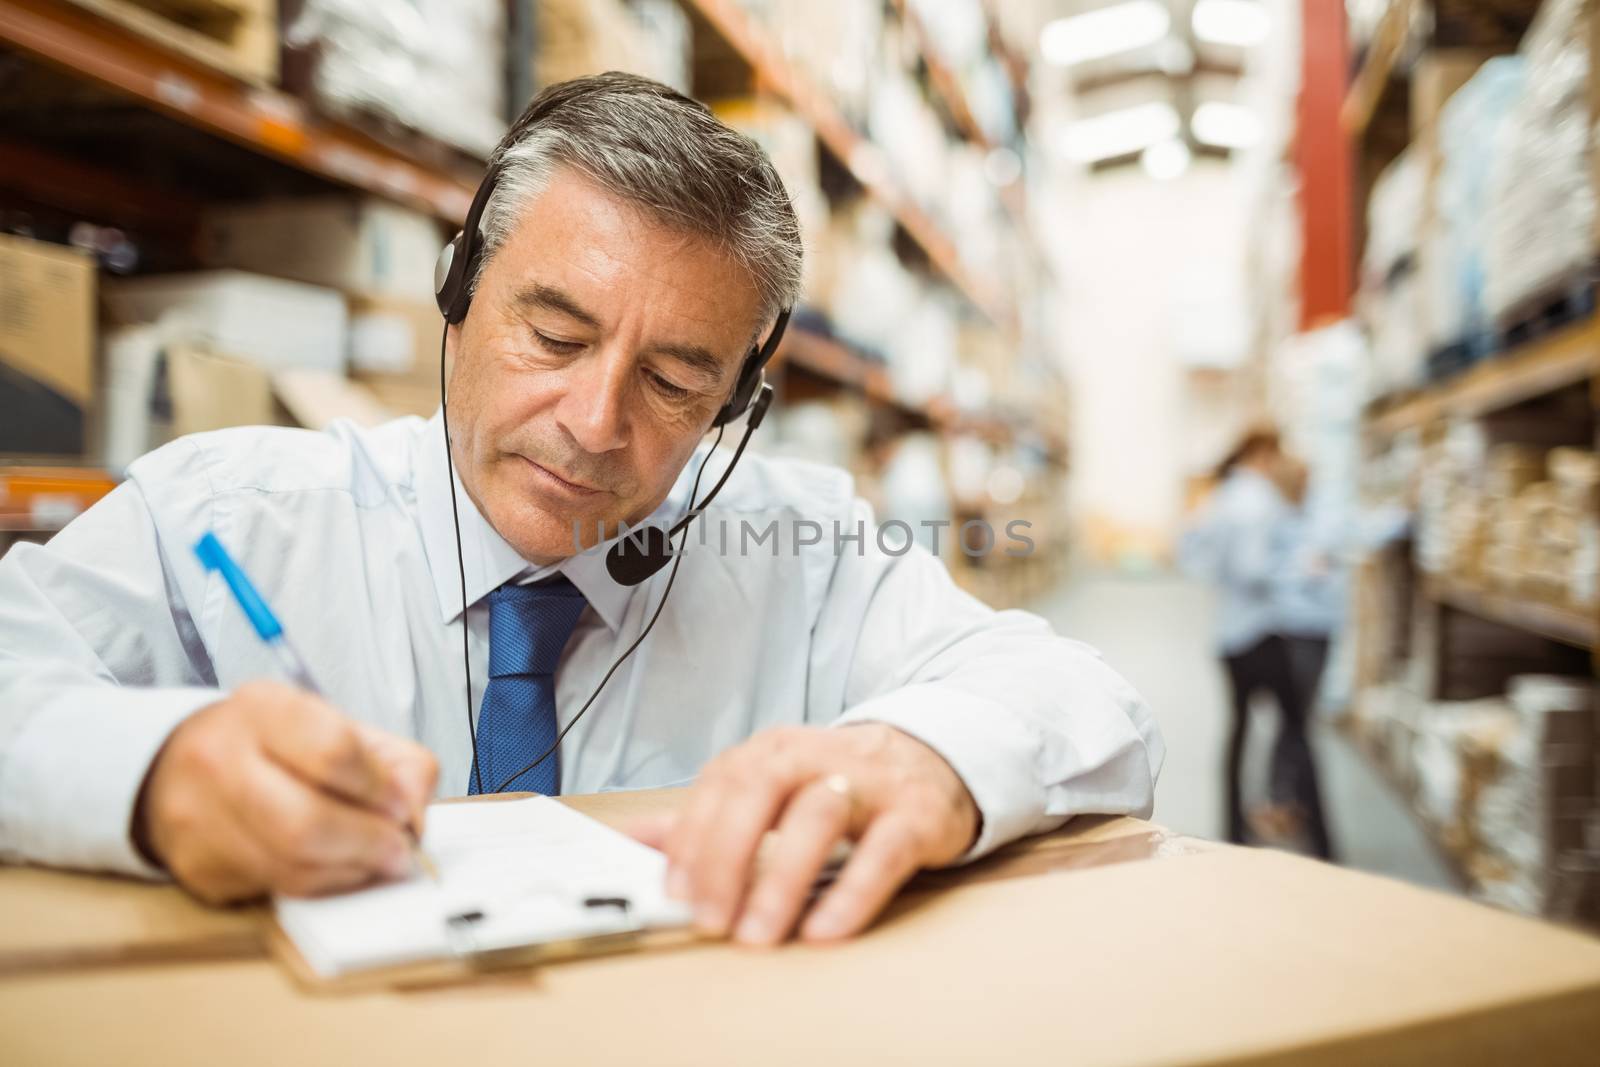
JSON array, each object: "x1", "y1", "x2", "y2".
[{"x1": 0, "y1": 413, "x2": 1162, "y2": 877}]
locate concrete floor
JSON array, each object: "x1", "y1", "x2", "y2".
[{"x1": 1032, "y1": 573, "x2": 1458, "y2": 893}]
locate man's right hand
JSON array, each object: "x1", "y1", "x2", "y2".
[{"x1": 132, "y1": 681, "x2": 440, "y2": 905}]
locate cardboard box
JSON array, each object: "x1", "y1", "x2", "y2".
[
  {"x1": 103, "y1": 271, "x2": 347, "y2": 375},
  {"x1": 200, "y1": 197, "x2": 445, "y2": 304},
  {"x1": 0, "y1": 233, "x2": 95, "y2": 456},
  {"x1": 166, "y1": 343, "x2": 276, "y2": 438},
  {"x1": 5, "y1": 793, "x2": 1600, "y2": 1064},
  {"x1": 347, "y1": 294, "x2": 445, "y2": 382}
]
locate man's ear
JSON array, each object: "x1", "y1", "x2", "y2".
[{"x1": 442, "y1": 321, "x2": 462, "y2": 386}]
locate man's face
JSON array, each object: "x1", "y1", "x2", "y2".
[{"x1": 446, "y1": 167, "x2": 767, "y2": 563}]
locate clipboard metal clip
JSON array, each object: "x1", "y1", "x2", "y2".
[{"x1": 443, "y1": 896, "x2": 646, "y2": 970}]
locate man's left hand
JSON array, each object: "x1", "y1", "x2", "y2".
[{"x1": 626, "y1": 723, "x2": 979, "y2": 946}]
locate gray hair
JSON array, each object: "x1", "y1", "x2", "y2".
[{"x1": 474, "y1": 72, "x2": 802, "y2": 324}]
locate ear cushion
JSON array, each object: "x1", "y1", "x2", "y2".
[
  {"x1": 714, "y1": 351, "x2": 763, "y2": 427},
  {"x1": 435, "y1": 233, "x2": 471, "y2": 323}
]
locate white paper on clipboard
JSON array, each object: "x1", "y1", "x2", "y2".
[{"x1": 274, "y1": 797, "x2": 691, "y2": 978}]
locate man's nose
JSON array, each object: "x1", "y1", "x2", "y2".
[{"x1": 555, "y1": 346, "x2": 630, "y2": 455}]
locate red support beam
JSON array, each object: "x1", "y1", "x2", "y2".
[{"x1": 1296, "y1": 0, "x2": 1354, "y2": 329}]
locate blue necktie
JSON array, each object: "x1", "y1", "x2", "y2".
[{"x1": 469, "y1": 575, "x2": 588, "y2": 796}]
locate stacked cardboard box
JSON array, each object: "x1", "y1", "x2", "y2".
[
  {"x1": 0, "y1": 234, "x2": 95, "y2": 458},
  {"x1": 1472, "y1": 675, "x2": 1598, "y2": 919},
  {"x1": 1415, "y1": 432, "x2": 1598, "y2": 612}
]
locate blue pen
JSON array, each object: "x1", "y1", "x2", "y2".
[
  {"x1": 194, "y1": 531, "x2": 439, "y2": 881},
  {"x1": 194, "y1": 532, "x2": 321, "y2": 693}
]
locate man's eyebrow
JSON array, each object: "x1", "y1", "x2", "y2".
[{"x1": 513, "y1": 284, "x2": 601, "y2": 328}]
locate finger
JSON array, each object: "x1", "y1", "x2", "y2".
[
  {"x1": 665, "y1": 731, "x2": 819, "y2": 908},
  {"x1": 680, "y1": 734, "x2": 833, "y2": 939},
  {"x1": 680, "y1": 767, "x2": 794, "y2": 937},
  {"x1": 623, "y1": 811, "x2": 679, "y2": 852},
  {"x1": 229, "y1": 753, "x2": 412, "y2": 881},
  {"x1": 733, "y1": 778, "x2": 852, "y2": 946},
  {"x1": 353, "y1": 723, "x2": 440, "y2": 835},
  {"x1": 662, "y1": 769, "x2": 731, "y2": 896},
  {"x1": 249, "y1": 685, "x2": 398, "y2": 819},
  {"x1": 800, "y1": 816, "x2": 924, "y2": 943}
]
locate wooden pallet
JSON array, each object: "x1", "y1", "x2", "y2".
[{"x1": 62, "y1": 0, "x2": 277, "y2": 86}]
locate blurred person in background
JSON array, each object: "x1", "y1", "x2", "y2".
[{"x1": 1181, "y1": 431, "x2": 1335, "y2": 860}]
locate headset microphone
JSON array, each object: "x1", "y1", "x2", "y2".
[{"x1": 606, "y1": 383, "x2": 774, "y2": 586}]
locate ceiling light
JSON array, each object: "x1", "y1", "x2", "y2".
[
  {"x1": 1141, "y1": 138, "x2": 1192, "y2": 180},
  {"x1": 1055, "y1": 102, "x2": 1181, "y2": 163},
  {"x1": 1192, "y1": 0, "x2": 1270, "y2": 48},
  {"x1": 1040, "y1": 1, "x2": 1171, "y2": 67},
  {"x1": 1192, "y1": 101, "x2": 1263, "y2": 148}
]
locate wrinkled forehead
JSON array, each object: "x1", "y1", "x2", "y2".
[{"x1": 485, "y1": 168, "x2": 769, "y2": 352}]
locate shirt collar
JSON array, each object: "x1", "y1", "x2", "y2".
[{"x1": 415, "y1": 410, "x2": 684, "y2": 632}]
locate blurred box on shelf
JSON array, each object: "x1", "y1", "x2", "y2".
[
  {"x1": 537, "y1": 0, "x2": 689, "y2": 91},
  {"x1": 200, "y1": 198, "x2": 444, "y2": 305},
  {"x1": 101, "y1": 331, "x2": 285, "y2": 471},
  {"x1": 166, "y1": 343, "x2": 275, "y2": 438},
  {"x1": 283, "y1": 0, "x2": 505, "y2": 156},
  {"x1": 1410, "y1": 49, "x2": 1502, "y2": 139},
  {"x1": 62, "y1": 0, "x2": 279, "y2": 86},
  {"x1": 0, "y1": 233, "x2": 95, "y2": 458},
  {"x1": 1482, "y1": 0, "x2": 1596, "y2": 330},
  {"x1": 346, "y1": 295, "x2": 442, "y2": 380},
  {"x1": 103, "y1": 270, "x2": 347, "y2": 374}
]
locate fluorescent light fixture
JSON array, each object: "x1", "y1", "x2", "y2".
[
  {"x1": 1055, "y1": 102, "x2": 1181, "y2": 163},
  {"x1": 1040, "y1": 1, "x2": 1171, "y2": 67},
  {"x1": 1192, "y1": 0, "x2": 1270, "y2": 48},
  {"x1": 1192, "y1": 101, "x2": 1263, "y2": 148},
  {"x1": 1141, "y1": 138, "x2": 1192, "y2": 180}
]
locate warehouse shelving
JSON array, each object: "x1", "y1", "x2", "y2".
[
  {"x1": 0, "y1": 0, "x2": 1068, "y2": 497},
  {"x1": 1365, "y1": 316, "x2": 1600, "y2": 437},
  {"x1": 1346, "y1": 0, "x2": 1600, "y2": 922},
  {"x1": 0, "y1": 0, "x2": 478, "y2": 222},
  {"x1": 1339, "y1": 716, "x2": 1472, "y2": 889},
  {"x1": 1341, "y1": 0, "x2": 1421, "y2": 136},
  {"x1": 1424, "y1": 577, "x2": 1599, "y2": 652},
  {"x1": 680, "y1": 0, "x2": 1014, "y2": 330},
  {"x1": 883, "y1": 0, "x2": 1036, "y2": 246},
  {"x1": 776, "y1": 327, "x2": 1069, "y2": 464}
]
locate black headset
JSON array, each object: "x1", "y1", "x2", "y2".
[{"x1": 431, "y1": 99, "x2": 791, "y2": 793}]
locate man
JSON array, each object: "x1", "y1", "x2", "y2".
[{"x1": 0, "y1": 74, "x2": 1161, "y2": 945}]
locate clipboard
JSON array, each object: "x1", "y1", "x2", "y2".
[
  {"x1": 269, "y1": 909, "x2": 705, "y2": 994},
  {"x1": 268, "y1": 792, "x2": 708, "y2": 993}
]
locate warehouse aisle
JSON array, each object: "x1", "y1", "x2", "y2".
[{"x1": 1033, "y1": 574, "x2": 1457, "y2": 893}]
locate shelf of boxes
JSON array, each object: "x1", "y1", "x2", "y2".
[
  {"x1": 680, "y1": 0, "x2": 1013, "y2": 330},
  {"x1": 882, "y1": 0, "x2": 1034, "y2": 242},
  {"x1": 0, "y1": 0, "x2": 479, "y2": 222},
  {"x1": 1345, "y1": 0, "x2": 1600, "y2": 925},
  {"x1": 1365, "y1": 317, "x2": 1600, "y2": 438},
  {"x1": 1424, "y1": 577, "x2": 1599, "y2": 651}
]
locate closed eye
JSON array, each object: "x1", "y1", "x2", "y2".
[
  {"x1": 534, "y1": 331, "x2": 583, "y2": 355},
  {"x1": 647, "y1": 371, "x2": 692, "y2": 400}
]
